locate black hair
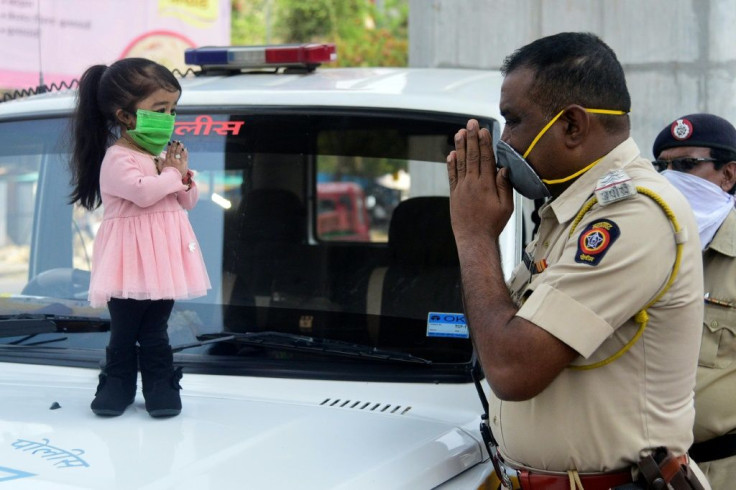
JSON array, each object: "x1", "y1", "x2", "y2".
[
  {"x1": 710, "y1": 148, "x2": 736, "y2": 170},
  {"x1": 711, "y1": 147, "x2": 736, "y2": 194},
  {"x1": 501, "y1": 32, "x2": 631, "y2": 134},
  {"x1": 68, "y1": 58, "x2": 181, "y2": 210}
]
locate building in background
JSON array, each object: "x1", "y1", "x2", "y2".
[
  {"x1": 408, "y1": 0, "x2": 736, "y2": 160},
  {"x1": 0, "y1": 0, "x2": 230, "y2": 92}
]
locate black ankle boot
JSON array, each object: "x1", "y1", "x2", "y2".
[
  {"x1": 91, "y1": 347, "x2": 137, "y2": 416},
  {"x1": 140, "y1": 345, "x2": 182, "y2": 418}
]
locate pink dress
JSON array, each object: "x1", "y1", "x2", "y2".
[{"x1": 87, "y1": 145, "x2": 211, "y2": 308}]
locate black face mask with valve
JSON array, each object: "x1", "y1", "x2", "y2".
[{"x1": 494, "y1": 140, "x2": 551, "y2": 200}]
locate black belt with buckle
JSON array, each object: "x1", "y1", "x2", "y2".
[{"x1": 689, "y1": 432, "x2": 736, "y2": 463}]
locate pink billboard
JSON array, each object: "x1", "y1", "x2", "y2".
[{"x1": 0, "y1": 0, "x2": 231, "y2": 90}]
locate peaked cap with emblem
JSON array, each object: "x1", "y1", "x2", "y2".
[{"x1": 653, "y1": 113, "x2": 736, "y2": 157}]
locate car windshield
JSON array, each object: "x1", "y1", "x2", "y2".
[{"x1": 0, "y1": 109, "x2": 498, "y2": 378}]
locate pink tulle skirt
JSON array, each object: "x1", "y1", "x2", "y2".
[{"x1": 88, "y1": 209, "x2": 211, "y2": 308}]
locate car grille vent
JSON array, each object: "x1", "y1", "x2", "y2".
[{"x1": 319, "y1": 398, "x2": 411, "y2": 415}]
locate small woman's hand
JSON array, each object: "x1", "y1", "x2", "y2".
[{"x1": 162, "y1": 140, "x2": 189, "y2": 179}]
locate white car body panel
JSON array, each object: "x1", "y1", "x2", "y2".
[{"x1": 1, "y1": 363, "x2": 491, "y2": 489}]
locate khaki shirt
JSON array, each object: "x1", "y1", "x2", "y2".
[
  {"x1": 694, "y1": 210, "x2": 736, "y2": 442},
  {"x1": 491, "y1": 138, "x2": 704, "y2": 472}
]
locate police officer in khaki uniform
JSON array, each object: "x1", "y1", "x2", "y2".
[
  {"x1": 447, "y1": 32, "x2": 710, "y2": 489},
  {"x1": 653, "y1": 113, "x2": 736, "y2": 490}
]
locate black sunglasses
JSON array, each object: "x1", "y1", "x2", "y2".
[{"x1": 652, "y1": 157, "x2": 719, "y2": 172}]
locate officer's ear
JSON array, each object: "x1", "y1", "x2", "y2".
[
  {"x1": 559, "y1": 105, "x2": 589, "y2": 148},
  {"x1": 720, "y1": 160, "x2": 736, "y2": 194}
]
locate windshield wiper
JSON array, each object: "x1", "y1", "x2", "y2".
[
  {"x1": 176, "y1": 331, "x2": 432, "y2": 365},
  {"x1": 0, "y1": 314, "x2": 109, "y2": 345},
  {"x1": 6, "y1": 334, "x2": 69, "y2": 347}
]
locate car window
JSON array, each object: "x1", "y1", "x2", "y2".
[
  {"x1": 0, "y1": 118, "x2": 65, "y2": 296},
  {"x1": 0, "y1": 111, "x2": 498, "y2": 371}
]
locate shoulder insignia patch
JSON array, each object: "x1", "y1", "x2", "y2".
[
  {"x1": 575, "y1": 219, "x2": 620, "y2": 266},
  {"x1": 594, "y1": 169, "x2": 636, "y2": 206}
]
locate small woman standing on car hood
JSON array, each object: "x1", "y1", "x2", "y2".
[{"x1": 68, "y1": 58, "x2": 210, "y2": 418}]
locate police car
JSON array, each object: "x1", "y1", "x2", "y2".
[{"x1": 0, "y1": 44, "x2": 522, "y2": 489}]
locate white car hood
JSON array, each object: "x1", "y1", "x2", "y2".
[{"x1": 0, "y1": 363, "x2": 484, "y2": 489}]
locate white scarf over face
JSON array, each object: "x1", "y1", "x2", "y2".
[{"x1": 663, "y1": 169, "x2": 735, "y2": 249}]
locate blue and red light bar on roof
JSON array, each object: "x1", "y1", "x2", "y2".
[{"x1": 184, "y1": 43, "x2": 337, "y2": 71}]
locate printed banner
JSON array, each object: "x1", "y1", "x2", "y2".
[{"x1": 0, "y1": 0, "x2": 231, "y2": 90}]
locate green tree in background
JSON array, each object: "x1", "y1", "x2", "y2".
[
  {"x1": 232, "y1": 0, "x2": 272, "y2": 45},
  {"x1": 231, "y1": 0, "x2": 408, "y2": 67}
]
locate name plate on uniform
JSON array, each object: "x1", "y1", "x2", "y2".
[
  {"x1": 427, "y1": 312, "x2": 469, "y2": 339},
  {"x1": 594, "y1": 169, "x2": 637, "y2": 206}
]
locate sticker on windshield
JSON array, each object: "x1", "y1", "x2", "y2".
[
  {"x1": 174, "y1": 116, "x2": 244, "y2": 136},
  {"x1": 427, "y1": 312, "x2": 469, "y2": 339}
]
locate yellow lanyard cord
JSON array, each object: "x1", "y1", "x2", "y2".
[
  {"x1": 522, "y1": 108, "x2": 628, "y2": 159},
  {"x1": 522, "y1": 110, "x2": 565, "y2": 159},
  {"x1": 567, "y1": 187, "x2": 683, "y2": 370},
  {"x1": 524, "y1": 108, "x2": 627, "y2": 185},
  {"x1": 542, "y1": 157, "x2": 602, "y2": 185},
  {"x1": 567, "y1": 470, "x2": 584, "y2": 490}
]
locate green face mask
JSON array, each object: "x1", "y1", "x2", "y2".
[{"x1": 126, "y1": 109, "x2": 176, "y2": 155}]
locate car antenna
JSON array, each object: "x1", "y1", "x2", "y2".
[{"x1": 36, "y1": 0, "x2": 46, "y2": 94}]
